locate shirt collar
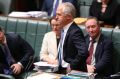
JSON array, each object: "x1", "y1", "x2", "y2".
[
  {"x1": 63, "y1": 21, "x2": 73, "y2": 32},
  {"x1": 90, "y1": 33, "x2": 101, "y2": 42}
]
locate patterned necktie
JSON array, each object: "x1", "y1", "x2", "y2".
[
  {"x1": 2, "y1": 44, "x2": 15, "y2": 66},
  {"x1": 53, "y1": 0, "x2": 59, "y2": 16},
  {"x1": 86, "y1": 40, "x2": 95, "y2": 65},
  {"x1": 58, "y1": 29, "x2": 64, "y2": 66}
]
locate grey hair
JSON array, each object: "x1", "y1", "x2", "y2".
[
  {"x1": 59, "y1": 2, "x2": 76, "y2": 18},
  {"x1": 86, "y1": 16, "x2": 100, "y2": 25}
]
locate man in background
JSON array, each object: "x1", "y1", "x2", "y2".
[
  {"x1": 0, "y1": 26, "x2": 34, "y2": 78},
  {"x1": 85, "y1": 17, "x2": 113, "y2": 78}
]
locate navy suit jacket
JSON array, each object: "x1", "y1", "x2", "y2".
[
  {"x1": 63, "y1": 22, "x2": 87, "y2": 71},
  {"x1": 0, "y1": 33, "x2": 34, "y2": 71},
  {"x1": 85, "y1": 34, "x2": 113, "y2": 77},
  {"x1": 42, "y1": 0, "x2": 80, "y2": 17}
]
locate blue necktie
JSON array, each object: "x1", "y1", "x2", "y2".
[
  {"x1": 58, "y1": 29, "x2": 64, "y2": 66},
  {"x1": 53, "y1": 0, "x2": 59, "y2": 16},
  {"x1": 1, "y1": 44, "x2": 15, "y2": 75},
  {"x1": 2, "y1": 44, "x2": 15, "y2": 66}
]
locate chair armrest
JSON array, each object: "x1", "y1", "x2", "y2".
[{"x1": 0, "y1": 74, "x2": 15, "y2": 79}]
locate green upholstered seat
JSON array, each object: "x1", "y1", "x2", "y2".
[
  {"x1": 16, "y1": 19, "x2": 28, "y2": 39},
  {"x1": 6, "y1": 18, "x2": 18, "y2": 33},
  {"x1": 101, "y1": 28, "x2": 113, "y2": 39},
  {"x1": 0, "y1": 16, "x2": 8, "y2": 31},
  {"x1": 78, "y1": 0, "x2": 93, "y2": 18},
  {"x1": 112, "y1": 29, "x2": 120, "y2": 73},
  {"x1": 0, "y1": 0, "x2": 12, "y2": 14}
]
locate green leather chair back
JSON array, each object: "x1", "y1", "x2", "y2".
[
  {"x1": 101, "y1": 28, "x2": 113, "y2": 39},
  {"x1": 0, "y1": 0, "x2": 12, "y2": 14},
  {"x1": 78, "y1": 0, "x2": 93, "y2": 17},
  {"x1": 112, "y1": 29, "x2": 120, "y2": 73},
  {"x1": 16, "y1": 19, "x2": 28, "y2": 39},
  {"x1": 0, "y1": 16, "x2": 8, "y2": 30},
  {"x1": 6, "y1": 18, "x2": 17, "y2": 33}
]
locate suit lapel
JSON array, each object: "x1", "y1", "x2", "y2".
[
  {"x1": 85, "y1": 35, "x2": 90, "y2": 49},
  {"x1": 95, "y1": 34, "x2": 104, "y2": 60},
  {"x1": 63, "y1": 22, "x2": 76, "y2": 46}
]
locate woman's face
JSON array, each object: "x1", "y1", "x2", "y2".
[{"x1": 51, "y1": 19, "x2": 61, "y2": 33}]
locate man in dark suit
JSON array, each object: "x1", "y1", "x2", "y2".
[
  {"x1": 55, "y1": 2, "x2": 87, "y2": 74},
  {"x1": 42, "y1": 0, "x2": 80, "y2": 17},
  {"x1": 0, "y1": 26, "x2": 34, "y2": 78},
  {"x1": 85, "y1": 17, "x2": 113, "y2": 78}
]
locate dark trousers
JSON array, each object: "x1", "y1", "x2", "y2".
[
  {"x1": 0, "y1": 64, "x2": 4, "y2": 73},
  {"x1": 54, "y1": 66, "x2": 67, "y2": 74}
]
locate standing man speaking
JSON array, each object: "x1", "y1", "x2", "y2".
[{"x1": 55, "y1": 2, "x2": 87, "y2": 74}]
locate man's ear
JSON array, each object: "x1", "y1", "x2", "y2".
[{"x1": 66, "y1": 14, "x2": 72, "y2": 21}]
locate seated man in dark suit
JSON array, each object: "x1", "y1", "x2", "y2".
[
  {"x1": 0, "y1": 26, "x2": 34, "y2": 78},
  {"x1": 85, "y1": 17, "x2": 113, "y2": 78}
]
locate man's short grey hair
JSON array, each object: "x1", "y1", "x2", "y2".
[
  {"x1": 86, "y1": 16, "x2": 100, "y2": 25},
  {"x1": 59, "y1": 2, "x2": 76, "y2": 18}
]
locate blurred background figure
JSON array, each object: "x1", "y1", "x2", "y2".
[
  {"x1": 89, "y1": 0, "x2": 120, "y2": 28},
  {"x1": 40, "y1": 17, "x2": 62, "y2": 65},
  {"x1": 42, "y1": 0, "x2": 80, "y2": 17},
  {"x1": 0, "y1": 26, "x2": 34, "y2": 79}
]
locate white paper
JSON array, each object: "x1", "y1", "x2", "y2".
[
  {"x1": 8, "y1": 12, "x2": 30, "y2": 17},
  {"x1": 8, "y1": 11, "x2": 48, "y2": 18},
  {"x1": 34, "y1": 61, "x2": 58, "y2": 67},
  {"x1": 27, "y1": 73, "x2": 57, "y2": 79}
]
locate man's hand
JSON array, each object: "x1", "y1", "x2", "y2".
[
  {"x1": 47, "y1": 59, "x2": 58, "y2": 65},
  {"x1": 87, "y1": 65, "x2": 96, "y2": 73},
  {"x1": 67, "y1": 64, "x2": 71, "y2": 74},
  {"x1": 11, "y1": 63, "x2": 22, "y2": 75}
]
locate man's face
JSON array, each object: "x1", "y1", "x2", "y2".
[
  {"x1": 0, "y1": 31, "x2": 5, "y2": 43},
  {"x1": 85, "y1": 19, "x2": 100, "y2": 39},
  {"x1": 56, "y1": 6, "x2": 67, "y2": 28}
]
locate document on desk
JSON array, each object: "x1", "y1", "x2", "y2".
[
  {"x1": 34, "y1": 61, "x2": 58, "y2": 72},
  {"x1": 27, "y1": 73, "x2": 57, "y2": 79},
  {"x1": 8, "y1": 11, "x2": 48, "y2": 18},
  {"x1": 8, "y1": 12, "x2": 30, "y2": 17},
  {"x1": 34, "y1": 61, "x2": 58, "y2": 67}
]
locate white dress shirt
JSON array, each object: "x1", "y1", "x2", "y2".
[
  {"x1": 58, "y1": 21, "x2": 73, "y2": 68},
  {"x1": 89, "y1": 34, "x2": 100, "y2": 65}
]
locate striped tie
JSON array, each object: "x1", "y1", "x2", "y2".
[{"x1": 58, "y1": 29, "x2": 64, "y2": 66}]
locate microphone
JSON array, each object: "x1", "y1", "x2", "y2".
[
  {"x1": 25, "y1": 56, "x2": 34, "y2": 79},
  {"x1": 110, "y1": 72, "x2": 120, "y2": 78},
  {"x1": 25, "y1": 56, "x2": 34, "y2": 71}
]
